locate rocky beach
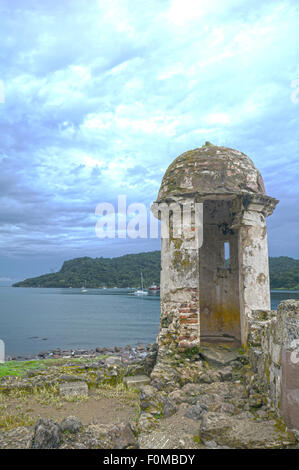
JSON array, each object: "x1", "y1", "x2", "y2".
[
  {"x1": 6, "y1": 342, "x2": 155, "y2": 363},
  {"x1": 0, "y1": 341, "x2": 298, "y2": 449}
]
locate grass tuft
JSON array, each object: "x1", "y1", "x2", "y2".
[
  {"x1": 95, "y1": 383, "x2": 139, "y2": 406},
  {"x1": 0, "y1": 356, "x2": 107, "y2": 379},
  {"x1": 0, "y1": 360, "x2": 47, "y2": 378}
]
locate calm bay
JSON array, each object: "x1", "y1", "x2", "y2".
[{"x1": 0, "y1": 287, "x2": 298, "y2": 357}]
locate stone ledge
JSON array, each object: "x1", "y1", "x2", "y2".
[{"x1": 123, "y1": 375, "x2": 151, "y2": 389}]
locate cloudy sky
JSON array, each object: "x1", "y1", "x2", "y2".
[{"x1": 0, "y1": 0, "x2": 298, "y2": 284}]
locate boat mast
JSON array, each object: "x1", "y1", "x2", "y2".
[{"x1": 141, "y1": 272, "x2": 144, "y2": 290}]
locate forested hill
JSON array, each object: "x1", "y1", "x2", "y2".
[
  {"x1": 12, "y1": 253, "x2": 299, "y2": 290},
  {"x1": 269, "y1": 256, "x2": 299, "y2": 290},
  {"x1": 12, "y1": 251, "x2": 161, "y2": 288}
]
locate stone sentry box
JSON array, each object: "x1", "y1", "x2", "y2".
[{"x1": 151, "y1": 143, "x2": 278, "y2": 353}]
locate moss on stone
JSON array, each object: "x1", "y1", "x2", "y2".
[
  {"x1": 193, "y1": 435, "x2": 202, "y2": 444},
  {"x1": 172, "y1": 238, "x2": 183, "y2": 250},
  {"x1": 157, "y1": 144, "x2": 266, "y2": 200},
  {"x1": 264, "y1": 357, "x2": 271, "y2": 382},
  {"x1": 274, "y1": 417, "x2": 287, "y2": 434}
]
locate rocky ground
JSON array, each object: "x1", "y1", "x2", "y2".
[
  {"x1": 0, "y1": 342, "x2": 298, "y2": 449},
  {"x1": 6, "y1": 343, "x2": 152, "y2": 362}
]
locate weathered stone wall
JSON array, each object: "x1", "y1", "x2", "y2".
[
  {"x1": 239, "y1": 203, "x2": 272, "y2": 346},
  {"x1": 248, "y1": 300, "x2": 299, "y2": 430},
  {"x1": 158, "y1": 201, "x2": 200, "y2": 357}
]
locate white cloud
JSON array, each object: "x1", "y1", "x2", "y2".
[
  {"x1": 82, "y1": 113, "x2": 112, "y2": 131},
  {"x1": 166, "y1": 0, "x2": 208, "y2": 26},
  {"x1": 0, "y1": 0, "x2": 299, "y2": 270},
  {"x1": 82, "y1": 155, "x2": 105, "y2": 168},
  {"x1": 206, "y1": 113, "x2": 231, "y2": 125}
]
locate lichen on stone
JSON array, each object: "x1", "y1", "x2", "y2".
[{"x1": 157, "y1": 145, "x2": 267, "y2": 200}]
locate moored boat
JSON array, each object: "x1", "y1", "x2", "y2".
[
  {"x1": 149, "y1": 284, "x2": 160, "y2": 291},
  {"x1": 133, "y1": 272, "x2": 148, "y2": 296}
]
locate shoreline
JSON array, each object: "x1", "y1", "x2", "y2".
[
  {"x1": 3, "y1": 286, "x2": 299, "y2": 291},
  {"x1": 4, "y1": 342, "x2": 156, "y2": 363}
]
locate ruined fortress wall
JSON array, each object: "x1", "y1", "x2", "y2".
[
  {"x1": 158, "y1": 208, "x2": 200, "y2": 356},
  {"x1": 248, "y1": 300, "x2": 299, "y2": 430},
  {"x1": 238, "y1": 206, "x2": 272, "y2": 346}
]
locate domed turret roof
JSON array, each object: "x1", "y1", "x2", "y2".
[{"x1": 157, "y1": 142, "x2": 266, "y2": 200}]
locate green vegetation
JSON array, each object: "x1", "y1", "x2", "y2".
[
  {"x1": 269, "y1": 256, "x2": 299, "y2": 290},
  {"x1": 13, "y1": 251, "x2": 161, "y2": 288},
  {"x1": 0, "y1": 360, "x2": 47, "y2": 378},
  {"x1": 0, "y1": 356, "x2": 107, "y2": 378},
  {"x1": 12, "y1": 252, "x2": 299, "y2": 290},
  {"x1": 0, "y1": 404, "x2": 36, "y2": 430}
]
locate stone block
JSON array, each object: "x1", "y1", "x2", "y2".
[
  {"x1": 271, "y1": 342, "x2": 281, "y2": 365},
  {"x1": 200, "y1": 412, "x2": 296, "y2": 448},
  {"x1": 59, "y1": 381, "x2": 88, "y2": 398},
  {"x1": 31, "y1": 418, "x2": 61, "y2": 449},
  {"x1": 201, "y1": 346, "x2": 239, "y2": 366},
  {"x1": 60, "y1": 416, "x2": 82, "y2": 433},
  {"x1": 123, "y1": 375, "x2": 151, "y2": 389},
  {"x1": 105, "y1": 356, "x2": 122, "y2": 366}
]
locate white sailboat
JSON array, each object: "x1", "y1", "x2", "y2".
[
  {"x1": 133, "y1": 272, "x2": 148, "y2": 296},
  {"x1": 81, "y1": 281, "x2": 87, "y2": 293}
]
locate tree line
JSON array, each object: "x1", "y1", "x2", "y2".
[{"x1": 12, "y1": 252, "x2": 299, "y2": 290}]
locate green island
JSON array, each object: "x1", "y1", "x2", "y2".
[
  {"x1": 12, "y1": 252, "x2": 299, "y2": 290},
  {"x1": 11, "y1": 252, "x2": 299, "y2": 290}
]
